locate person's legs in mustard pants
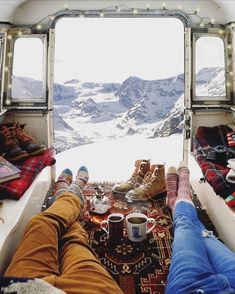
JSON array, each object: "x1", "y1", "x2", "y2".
[{"x1": 4, "y1": 167, "x2": 123, "y2": 294}]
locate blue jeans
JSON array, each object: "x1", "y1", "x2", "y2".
[{"x1": 166, "y1": 201, "x2": 235, "y2": 294}]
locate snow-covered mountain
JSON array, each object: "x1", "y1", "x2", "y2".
[
  {"x1": 153, "y1": 67, "x2": 226, "y2": 138},
  {"x1": 12, "y1": 76, "x2": 43, "y2": 98},
  {"x1": 117, "y1": 74, "x2": 184, "y2": 128},
  {"x1": 151, "y1": 96, "x2": 184, "y2": 138},
  {"x1": 196, "y1": 67, "x2": 226, "y2": 96},
  {"x1": 13, "y1": 67, "x2": 223, "y2": 153},
  {"x1": 53, "y1": 109, "x2": 91, "y2": 153}
]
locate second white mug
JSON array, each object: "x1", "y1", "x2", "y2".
[{"x1": 125, "y1": 212, "x2": 156, "y2": 242}]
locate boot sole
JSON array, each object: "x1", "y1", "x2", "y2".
[
  {"x1": 150, "y1": 190, "x2": 167, "y2": 201},
  {"x1": 126, "y1": 190, "x2": 167, "y2": 202},
  {"x1": 7, "y1": 153, "x2": 29, "y2": 163},
  {"x1": 112, "y1": 188, "x2": 131, "y2": 197},
  {"x1": 28, "y1": 147, "x2": 46, "y2": 156}
]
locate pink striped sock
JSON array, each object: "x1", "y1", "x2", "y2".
[
  {"x1": 166, "y1": 167, "x2": 178, "y2": 210},
  {"x1": 175, "y1": 166, "x2": 193, "y2": 206}
]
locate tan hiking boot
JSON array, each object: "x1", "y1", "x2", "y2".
[
  {"x1": 125, "y1": 164, "x2": 166, "y2": 202},
  {"x1": 112, "y1": 159, "x2": 150, "y2": 196}
]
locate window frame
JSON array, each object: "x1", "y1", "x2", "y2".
[
  {"x1": 192, "y1": 29, "x2": 231, "y2": 102},
  {"x1": 0, "y1": 33, "x2": 4, "y2": 112},
  {"x1": 4, "y1": 33, "x2": 48, "y2": 108}
]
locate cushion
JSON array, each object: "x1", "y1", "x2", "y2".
[{"x1": 0, "y1": 148, "x2": 56, "y2": 200}]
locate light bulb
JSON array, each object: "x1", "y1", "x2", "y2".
[
  {"x1": 227, "y1": 82, "x2": 231, "y2": 87},
  {"x1": 8, "y1": 84, "x2": 12, "y2": 89},
  {"x1": 228, "y1": 44, "x2": 232, "y2": 49},
  {"x1": 99, "y1": 11, "x2": 104, "y2": 17},
  {"x1": 7, "y1": 52, "x2": 12, "y2": 58},
  {"x1": 177, "y1": 5, "x2": 182, "y2": 10},
  {"x1": 133, "y1": 8, "x2": 138, "y2": 14},
  {"x1": 219, "y1": 29, "x2": 224, "y2": 34},
  {"x1": 17, "y1": 31, "x2": 22, "y2": 36},
  {"x1": 4, "y1": 67, "x2": 9, "y2": 72},
  {"x1": 200, "y1": 21, "x2": 205, "y2": 28},
  {"x1": 116, "y1": 6, "x2": 121, "y2": 12},
  {"x1": 229, "y1": 71, "x2": 233, "y2": 76},
  {"x1": 49, "y1": 15, "x2": 55, "y2": 21},
  {"x1": 36, "y1": 24, "x2": 42, "y2": 30},
  {"x1": 162, "y1": 2, "x2": 166, "y2": 9},
  {"x1": 195, "y1": 8, "x2": 200, "y2": 13},
  {"x1": 210, "y1": 18, "x2": 215, "y2": 23},
  {"x1": 7, "y1": 35, "x2": 12, "y2": 40},
  {"x1": 5, "y1": 99, "x2": 11, "y2": 105},
  {"x1": 146, "y1": 4, "x2": 150, "y2": 10},
  {"x1": 64, "y1": 3, "x2": 69, "y2": 9}
]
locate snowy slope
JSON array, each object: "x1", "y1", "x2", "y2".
[{"x1": 53, "y1": 109, "x2": 91, "y2": 153}]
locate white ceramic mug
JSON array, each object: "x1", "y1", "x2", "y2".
[{"x1": 125, "y1": 212, "x2": 156, "y2": 242}]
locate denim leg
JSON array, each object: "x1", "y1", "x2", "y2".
[
  {"x1": 166, "y1": 201, "x2": 233, "y2": 294},
  {"x1": 203, "y1": 233, "x2": 235, "y2": 288}
]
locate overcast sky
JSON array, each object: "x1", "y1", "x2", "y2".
[
  {"x1": 54, "y1": 17, "x2": 184, "y2": 83},
  {"x1": 12, "y1": 17, "x2": 225, "y2": 84}
]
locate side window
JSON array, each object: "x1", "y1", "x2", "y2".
[
  {"x1": 9, "y1": 35, "x2": 47, "y2": 104},
  {"x1": 195, "y1": 36, "x2": 226, "y2": 97},
  {"x1": 192, "y1": 32, "x2": 229, "y2": 101}
]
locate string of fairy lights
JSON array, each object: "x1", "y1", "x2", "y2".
[
  {"x1": 3, "y1": 3, "x2": 235, "y2": 106},
  {"x1": 30, "y1": 2, "x2": 235, "y2": 31}
]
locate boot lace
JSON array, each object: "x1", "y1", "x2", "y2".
[
  {"x1": 129, "y1": 162, "x2": 149, "y2": 186},
  {"x1": 134, "y1": 169, "x2": 159, "y2": 191},
  {"x1": 129, "y1": 172, "x2": 144, "y2": 186},
  {"x1": 1, "y1": 127, "x2": 18, "y2": 147},
  {"x1": 16, "y1": 127, "x2": 34, "y2": 144}
]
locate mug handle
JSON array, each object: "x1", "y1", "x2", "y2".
[
  {"x1": 146, "y1": 218, "x2": 156, "y2": 234},
  {"x1": 101, "y1": 219, "x2": 109, "y2": 235}
]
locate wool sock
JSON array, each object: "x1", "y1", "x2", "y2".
[
  {"x1": 175, "y1": 162, "x2": 194, "y2": 207},
  {"x1": 54, "y1": 168, "x2": 73, "y2": 194},
  {"x1": 68, "y1": 166, "x2": 89, "y2": 205},
  {"x1": 165, "y1": 166, "x2": 178, "y2": 210},
  {"x1": 48, "y1": 168, "x2": 73, "y2": 207},
  {"x1": 75, "y1": 166, "x2": 89, "y2": 189}
]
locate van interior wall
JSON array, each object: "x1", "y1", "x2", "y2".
[
  {"x1": 1, "y1": 111, "x2": 52, "y2": 148},
  {"x1": 190, "y1": 110, "x2": 235, "y2": 144},
  {"x1": 188, "y1": 110, "x2": 235, "y2": 251}
]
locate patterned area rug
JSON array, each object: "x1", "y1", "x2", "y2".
[
  {"x1": 81, "y1": 183, "x2": 173, "y2": 294},
  {"x1": 44, "y1": 182, "x2": 217, "y2": 294}
]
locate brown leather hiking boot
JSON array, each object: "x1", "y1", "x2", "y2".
[
  {"x1": 0, "y1": 125, "x2": 28, "y2": 162},
  {"x1": 14, "y1": 122, "x2": 46, "y2": 156},
  {"x1": 125, "y1": 164, "x2": 166, "y2": 202},
  {"x1": 112, "y1": 160, "x2": 150, "y2": 196}
]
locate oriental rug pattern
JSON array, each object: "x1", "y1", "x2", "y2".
[{"x1": 81, "y1": 183, "x2": 173, "y2": 294}]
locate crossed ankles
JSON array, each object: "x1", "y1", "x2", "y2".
[
  {"x1": 48, "y1": 166, "x2": 89, "y2": 207},
  {"x1": 165, "y1": 162, "x2": 193, "y2": 210}
]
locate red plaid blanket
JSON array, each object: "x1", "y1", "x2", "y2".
[
  {"x1": 0, "y1": 148, "x2": 56, "y2": 200},
  {"x1": 194, "y1": 125, "x2": 235, "y2": 199}
]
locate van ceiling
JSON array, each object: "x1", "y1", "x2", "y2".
[{"x1": 0, "y1": 0, "x2": 235, "y2": 24}]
